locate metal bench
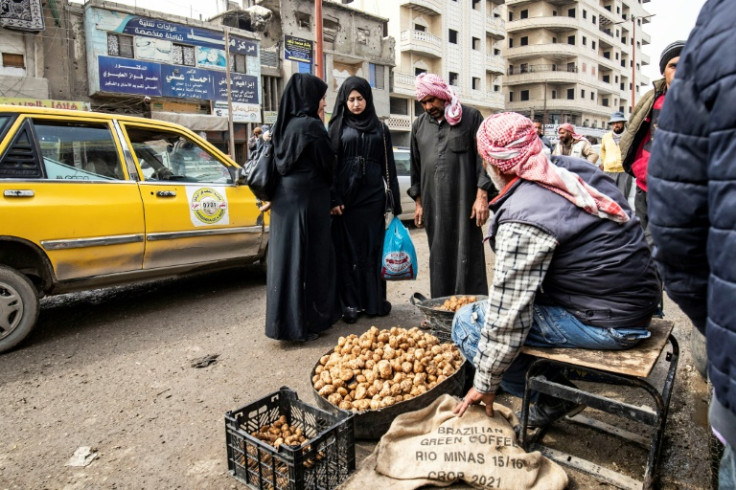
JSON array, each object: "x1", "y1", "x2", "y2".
[{"x1": 518, "y1": 319, "x2": 679, "y2": 490}]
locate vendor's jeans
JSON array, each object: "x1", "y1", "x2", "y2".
[
  {"x1": 452, "y1": 302, "x2": 651, "y2": 398},
  {"x1": 721, "y1": 444, "x2": 736, "y2": 490}
]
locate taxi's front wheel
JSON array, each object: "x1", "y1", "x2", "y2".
[{"x1": 0, "y1": 266, "x2": 39, "y2": 354}]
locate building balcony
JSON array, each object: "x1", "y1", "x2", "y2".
[
  {"x1": 486, "y1": 56, "x2": 505, "y2": 75},
  {"x1": 486, "y1": 16, "x2": 505, "y2": 39},
  {"x1": 640, "y1": 53, "x2": 651, "y2": 66},
  {"x1": 507, "y1": 16, "x2": 584, "y2": 34},
  {"x1": 399, "y1": 29, "x2": 442, "y2": 59},
  {"x1": 398, "y1": 0, "x2": 441, "y2": 16},
  {"x1": 393, "y1": 71, "x2": 417, "y2": 96},
  {"x1": 506, "y1": 98, "x2": 613, "y2": 119},
  {"x1": 505, "y1": 42, "x2": 588, "y2": 62},
  {"x1": 386, "y1": 114, "x2": 412, "y2": 132},
  {"x1": 639, "y1": 31, "x2": 651, "y2": 45},
  {"x1": 504, "y1": 65, "x2": 580, "y2": 85}
]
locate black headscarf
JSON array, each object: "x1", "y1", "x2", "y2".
[
  {"x1": 273, "y1": 73, "x2": 329, "y2": 174},
  {"x1": 328, "y1": 76, "x2": 382, "y2": 153}
]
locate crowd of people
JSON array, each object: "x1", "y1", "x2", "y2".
[{"x1": 260, "y1": 1, "x2": 734, "y2": 483}]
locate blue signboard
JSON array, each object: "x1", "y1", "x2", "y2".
[
  {"x1": 212, "y1": 72, "x2": 259, "y2": 104},
  {"x1": 121, "y1": 17, "x2": 257, "y2": 56},
  {"x1": 160, "y1": 65, "x2": 214, "y2": 100},
  {"x1": 98, "y1": 56, "x2": 161, "y2": 96}
]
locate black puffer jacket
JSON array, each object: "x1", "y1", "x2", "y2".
[{"x1": 648, "y1": 0, "x2": 736, "y2": 448}]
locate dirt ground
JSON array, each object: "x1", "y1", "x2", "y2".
[{"x1": 0, "y1": 226, "x2": 713, "y2": 489}]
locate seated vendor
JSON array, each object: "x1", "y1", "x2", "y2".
[{"x1": 452, "y1": 112, "x2": 660, "y2": 427}]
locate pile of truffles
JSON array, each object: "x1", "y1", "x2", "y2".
[
  {"x1": 249, "y1": 415, "x2": 307, "y2": 449},
  {"x1": 313, "y1": 326, "x2": 464, "y2": 411},
  {"x1": 437, "y1": 295, "x2": 478, "y2": 312}
]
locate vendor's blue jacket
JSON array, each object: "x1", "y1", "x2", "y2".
[{"x1": 648, "y1": 0, "x2": 736, "y2": 449}]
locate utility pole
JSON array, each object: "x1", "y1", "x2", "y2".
[
  {"x1": 631, "y1": 16, "x2": 636, "y2": 111},
  {"x1": 225, "y1": 28, "x2": 235, "y2": 159},
  {"x1": 314, "y1": 0, "x2": 324, "y2": 79}
]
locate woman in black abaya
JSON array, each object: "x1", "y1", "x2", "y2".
[
  {"x1": 265, "y1": 73, "x2": 340, "y2": 342},
  {"x1": 328, "y1": 76, "x2": 402, "y2": 323}
]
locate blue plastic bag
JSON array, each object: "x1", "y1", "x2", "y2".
[{"x1": 381, "y1": 217, "x2": 418, "y2": 280}]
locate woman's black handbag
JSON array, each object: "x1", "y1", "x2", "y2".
[{"x1": 244, "y1": 141, "x2": 277, "y2": 201}]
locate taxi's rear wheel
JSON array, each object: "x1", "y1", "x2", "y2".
[{"x1": 0, "y1": 266, "x2": 39, "y2": 354}]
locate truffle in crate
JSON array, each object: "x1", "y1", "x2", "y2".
[{"x1": 225, "y1": 387, "x2": 355, "y2": 490}]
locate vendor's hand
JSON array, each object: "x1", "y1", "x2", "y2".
[
  {"x1": 470, "y1": 194, "x2": 489, "y2": 227},
  {"x1": 414, "y1": 199, "x2": 423, "y2": 228},
  {"x1": 331, "y1": 204, "x2": 344, "y2": 216},
  {"x1": 453, "y1": 387, "x2": 495, "y2": 418},
  {"x1": 258, "y1": 201, "x2": 271, "y2": 212}
]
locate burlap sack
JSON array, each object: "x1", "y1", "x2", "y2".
[{"x1": 340, "y1": 394, "x2": 568, "y2": 490}]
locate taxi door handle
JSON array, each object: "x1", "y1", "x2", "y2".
[
  {"x1": 156, "y1": 190, "x2": 177, "y2": 198},
  {"x1": 4, "y1": 189, "x2": 34, "y2": 198}
]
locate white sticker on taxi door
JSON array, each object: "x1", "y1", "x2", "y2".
[{"x1": 186, "y1": 186, "x2": 230, "y2": 226}]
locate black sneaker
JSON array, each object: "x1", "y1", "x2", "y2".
[{"x1": 526, "y1": 397, "x2": 584, "y2": 428}]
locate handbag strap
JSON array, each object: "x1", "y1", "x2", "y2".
[{"x1": 382, "y1": 127, "x2": 394, "y2": 211}]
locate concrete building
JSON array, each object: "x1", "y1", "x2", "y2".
[
  {"x1": 0, "y1": 3, "x2": 49, "y2": 101},
  {"x1": 352, "y1": 0, "x2": 507, "y2": 146},
  {"x1": 218, "y1": 0, "x2": 395, "y2": 127},
  {"x1": 503, "y1": 0, "x2": 652, "y2": 140}
]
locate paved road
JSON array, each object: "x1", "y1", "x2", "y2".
[{"x1": 0, "y1": 227, "x2": 712, "y2": 489}]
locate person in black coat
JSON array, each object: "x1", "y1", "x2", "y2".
[
  {"x1": 328, "y1": 76, "x2": 402, "y2": 323},
  {"x1": 265, "y1": 73, "x2": 340, "y2": 342},
  {"x1": 648, "y1": 1, "x2": 736, "y2": 486}
]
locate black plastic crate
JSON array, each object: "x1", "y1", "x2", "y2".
[{"x1": 225, "y1": 387, "x2": 355, "y2": 490}]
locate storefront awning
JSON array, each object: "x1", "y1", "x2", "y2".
[{"x1": 150, "y1": 111, "x2": 229, "y2": 132}]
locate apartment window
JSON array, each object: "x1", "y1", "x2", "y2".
[
  {"x1": 472, "y1": 37, "x2": 480, "y2": 50},
  {"x1": 389, "y1": 97, "x2": 409, "y2": 115},
  {"x1": 1, "y1": 53, "x2": 24, "y2": 68},
  {"x1": 472, "y1": 0, "x2": 480, "y2": 10},
  {"x1": 449, "y1": 71, "x2": 459, "y2": 86},
  {"x1": 472, "y1": 77, "x2": 480, "y2": 90},
  {"x1": 615, "y1": 75, "x2": 619, "y2": 83},
  {"x1": 567, "y1": 88, "x2": 574, "y2": 100},
  {"x1": 230, "y1": 53, "x2": 247, "y2": 73},
  {"x1": 521, "y1": 36, "x2": 529, "y2": 46},
  {"x1": 582, "y1": 36, "x2": 587, "y2": 46},
  {"x1": 107, "y1": 33, "x2": 134, "y2": 58},
  {"x1": 592, "y1": 15, "x2": 597, "y2": 25},
  {"x1": 568, "y1": 8, "x2": 575, "y2": 18},
  {"x1": 509, "y1": 91, "x2": 514, "y2": 102},
  {"x1": 581, "y1": 89, "x2": 586, "y2": 98},
  {"x1": 552, "y1": 10, "x2": 557, "y2": 16},
  {"x1": 591, "y1": 92, "x2": 595, "y2": 101},
  {"x1": 602, "y1": 98, "x2": 610, "y2": 107},
  {"x1": 567, "y1": 35, "x2": 575, "y2": 45},
  {"x1": 551, "y1": 90, "x2": 557, "y2": 99},
  {"x1": 567, "y1": 62, "x2": 576, "y2": 72},
  {"x1": 415, "y1": 67, "x2": 426, "y2": 76},
  {"x1": 509, "y1": 38, "x2": 514, "y2": 48},
  {"x1": 494, "y1": 84, "x2": 500, "y2": 92},
  {"x1": 592, "y1": 41, "x2": 596, "y2": 50},
  {"x1": 449, "y1": 29, "x2": 458, "y2": 44},
  {"x1": 494, "y1": 48, "x2": 501, "y2": 55},
  {"x1": 520, "y1": 9, "x2": 528, "y2": 19},
  {"x1": 583, "y1": 9, "x2": 587, "y2": 19},
  {"x1": 414, "y1": 23, "x2": 425, "y2": 32},
  {"x1": 520, "y1": 63, "x2": 529, "y2": 73},
  {"x1": 520, "y1": 90, "x2": 530, "y2": 101},
  {"x1": 508, "y1": 11, "x2": 514, "y2": 21},
  {"x1": 369, "y1": 63, "x2": 385, "y2": 89},
  {"x1": 508, "y1": 64, "x2": 514, "y2": 74},
  {"x1": 552, "y1": 37, "x2": 557, "y2": 44},
  {"x1": 582, "y1": 62, "x2": 587, "y2": 73},
  {"x1": 603, "y1": 74, "x2": 610, "y2": 83}
]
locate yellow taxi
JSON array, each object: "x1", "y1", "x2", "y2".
[{"x1": 0, "y1": 106, "x2": 268, "y2": 353}]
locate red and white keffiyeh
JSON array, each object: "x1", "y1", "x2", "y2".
[
  {"x1": 414, "y1": 73, "x2": 462, "y2": 126},
  {"x1": 558, "y1": 123, "x2": 585, "y2": 141},
  {"x1": 476, "y1": 112, "x2": 629, "y2": 223}
]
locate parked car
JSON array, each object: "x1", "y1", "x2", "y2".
[
  {"x1": 0, "y1": 107, "x2": 268, "y2": 353},
  {"x1": 393, "y1": 146, "x2": 414, "y2": 221}
]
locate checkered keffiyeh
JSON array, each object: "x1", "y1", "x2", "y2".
[
  {"x1": 558, "y1": 123, "x2": 585, "y2": 141},
  {"x1": 477, "y1": 112, "x2": 629, "y2": 223},
  {"x1": 414, "y1": 73, "x2": 462, "y2": 126}
]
